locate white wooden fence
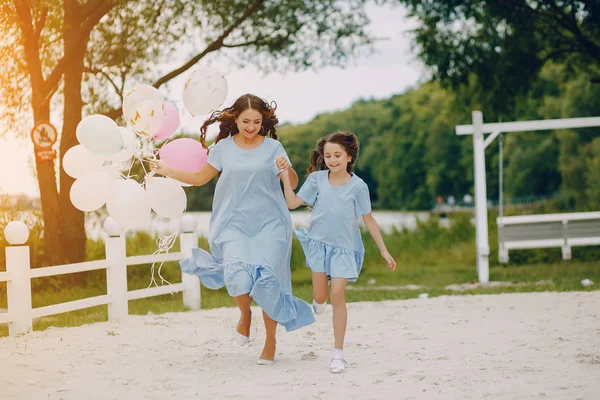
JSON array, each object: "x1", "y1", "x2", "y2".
[
  {"x1": 497, "y1": 211, "x2": 600, "y2": 263},
  {"x1": 0, "y1": 215, "x2": 201, "y2": 337}
]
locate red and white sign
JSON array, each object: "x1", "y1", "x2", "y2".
[{"x1": 31, "y1": 121, "x2": 58, "y2": 162}]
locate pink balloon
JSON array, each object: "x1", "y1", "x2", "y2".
[
  {"x1": 158, "y1": 138, "x2": 208, "y2": 172},
  {"x1": 153, "y1": 102, "x2": 180, "y2": 140}
]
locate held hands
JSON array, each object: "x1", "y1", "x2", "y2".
[
  {"x1": 275, "y1": 156, "x2": 291, "y2": 180},
  {"x1": 275, "y1": 156, "x2": 290, "y2": 172},
  {"x1": 381, "y1": 250, "x2": 396, "y2": 272}
]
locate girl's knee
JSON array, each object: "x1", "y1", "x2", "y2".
[
  {"x1": 313, "y1": 291, "x2": 328, "y2": 304},
  {"x1": 330, "y1": 289, "x2": 345, "y2": 306}
]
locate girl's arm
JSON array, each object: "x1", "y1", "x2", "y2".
[
  {"x1": 280, "y1": 170, "x2": 306, "y2": 209},
  {"x1": 275, "y1": 155, "x2": 298, "y2": 189},
  {"x1": 363, "y1": 213, "x2": 397, "y2": 272},
  {"x1": 149, "y1": 159, "x2": 218, "y2": 186}
]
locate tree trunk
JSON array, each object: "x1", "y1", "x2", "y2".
[
  {"x1": 57, "y1": 3, "x2": 92, "y2": 265},
  {"x1": 16, "y1": 0, "x2": 67, "y2": 267},
  {"x1": 32, "y1": 95, "x2": 66, "y2": 267}
]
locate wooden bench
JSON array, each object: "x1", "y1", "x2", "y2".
[{"x1": 497, "y1": 212, "x2": 600, "y2": 263}]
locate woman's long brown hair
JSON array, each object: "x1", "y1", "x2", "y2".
[{"x1": 199, "y1": 93, "x2": 279, "y2": 150}]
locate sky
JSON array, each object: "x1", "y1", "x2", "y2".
[{"x1": 0, "y1": 3, "x2": 423, "y2": 197}]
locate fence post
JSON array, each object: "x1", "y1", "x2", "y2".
[
  {"x1": 180, "y1": 214, "x2": 200, "y2": 310},
  {"x1": 104, "y1": 218, "x2": 128, "y2": 320},
  {"x1": 472, "y1": 110, "x2": 490, "y2": 283},
  {"x1": 561, "y1": 220, "x2": 572, "y2": 261},
  {"x1": 4, "y1": 221, "x2": 33, "y2": 336},
  {"x1": 497, "y1": 221, "x2": 509, "y2": 264}
]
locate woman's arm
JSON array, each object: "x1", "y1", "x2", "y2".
[
  {"x1": 280, "y1": 170, "x2": 306, "y2": 209},
  {"x1": 149, "y1": 159, "x2": 219, "y2": 186},
  {"x1": 287, "y1": 166, "x2": 299, "y2": 190},
  {"x1": 363, "y1": 213, "x2": 397, "y2": 272}
]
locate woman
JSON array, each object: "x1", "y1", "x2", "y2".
[{"x1": 149, "y1": 94, "x2": 314, "y2": 364}]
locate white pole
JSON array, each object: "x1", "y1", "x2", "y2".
[
  {"x1": 472, "y1": 111, "x2": 490, "y2": 283},
  {"x1": 105, "y1": 226, "x2": 128, "y2": 320},
  {"x1": 6, "y1": 245, "x2": 33, "y2": 336},
  {"x1": 180, "y1": 215, "x2": 200, "y2": 310},
  {"x1": 499, "y1": 134, "x2": 504, "y2": 219}
]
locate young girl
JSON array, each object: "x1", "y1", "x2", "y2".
[{"x1": 277, "y1": 131, "x2": 396, "y2": 374}]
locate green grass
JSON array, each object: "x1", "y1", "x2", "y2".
[{"x1": 1, "y1": 214, "x2": 598, "y2": 337}]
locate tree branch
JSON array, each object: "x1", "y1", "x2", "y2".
[
  {"x1": 34, "y1": 7, "x2": 48, "y2": 41},
  {"x1": 103, "y1": 0, "x2": 266, "y2": 119},
  {"x1": 222, "y1": 32, "x2": 289, "y2": 49},
  {"x1": 541, "y1": 45, "x2": 579, "y2": 63},
  {"x1": 13, "y1": 0, "x2": 45, "y2": 88},
  {"x1": 223, "y1": 39, "x2": 267, "y2": 48},
  {"x1": 85, "y1": 66, "x2": 124, "y2": 100},
  {"x1": 499, "y1": 0, "x2": 600, "y2": 62},
  {"x1": 541, "y1": 0, "x2": 599, "y2": 59},
  {"x1": 40, "y1": 0, "x2": 116, "y2": 109},
  {"x1": 153, "y1": 0, "x2": 266, "y2": 87},
  {"x1": 81, "y1": 0, "x2": 116, "y2": 35}
]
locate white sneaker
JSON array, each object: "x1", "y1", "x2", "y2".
[
  {"x1": 313, "y1": 300, "x2": 327, "y2": 314},
  {"x1": 330, "y1": 356, "x2": 346, "y2": 374}
]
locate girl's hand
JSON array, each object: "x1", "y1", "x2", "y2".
[
  {"x1": 275, "y1": 156, "x2": 290, "y2": 172},
  {"x1": 148, "y1": 159, "x2": 170, "y2": 175},
  {"x1": 381, "y1": 251, "x2": 396, "y2": 272}
]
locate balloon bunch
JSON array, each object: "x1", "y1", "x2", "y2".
[{"x1": 64, "y1": 67, "x2": 228, "y2": 232}]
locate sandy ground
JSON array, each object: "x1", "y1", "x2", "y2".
[{"x1": 1, "y1": 291, "x2": 599, "y2": 400}]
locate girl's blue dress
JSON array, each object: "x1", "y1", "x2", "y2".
[
  {"x1": 179, "y1": 136, "x2": 315, "y2": 331},
  {"x1": 294, "y1": 170, "x2": 372, "y2": 281}
]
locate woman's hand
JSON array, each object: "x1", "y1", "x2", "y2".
[
  {"x1": 381, "y1": 250, "x2": 396, "y2": 272},
  {"x1": 148, "y1": 159, "x2": 170, "y2": 176},
  {"x1": 275, "y1": 156, "x2": 290, "y2": 172}
]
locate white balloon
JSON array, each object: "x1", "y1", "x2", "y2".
[
  {"x1": 122, "y1": 84, "x2": 163, "y2": 119},
  {"x1": 4, "y1": 221, "x2": 29, "y2": 245},
  {"x1": 70, "y1": 171, "x2": 117, "y2": 212},
  {"x1": 105, "y1": 127, "x2": 137, "y2": 163},
  {"x1": 62, "y1": 145, "x2": 104, "y2": 179},
  {"x1": 166, "y1": 177, "x2": 193, "y2": 187},
  {"x1": 76, "y1": 115, "x2": 124, "y2": 156},
  {"x1": 130, "y1": 99, "x2": 165, "y2": 137},
  {"x1": 183, "y1": 67, "x2": 228, "y2": 116},
  {"x1": 123, "y1": 84, "x2": 166, "y2": 137},
  {"x1": 98, "y1": 165, "x2": 121, "y2": 179},
  {"x1": 145, "y1": 177, "x2": 187, "y2": 219},
  {"x1": 107, "y1": 179, "x2": 151, "y2": 230}
]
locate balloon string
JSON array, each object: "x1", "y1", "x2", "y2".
[
  {"x1": 126, "y1": 157, "x2": 135, "y2": 179},
  {"x1": 147, "y1": 232, "x2": 178, "y2": 291},
  {"x1": 139, "y1": 154, "x2": 150, "y2": 177}
]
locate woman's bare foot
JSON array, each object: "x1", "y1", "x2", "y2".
[{"x1": 258, "y1": 338, "x2": 276, "y2": 362}]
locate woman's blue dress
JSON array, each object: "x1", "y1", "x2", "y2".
[{"x1": 180, "y1": 136, "x2": 315, "y2": 331}]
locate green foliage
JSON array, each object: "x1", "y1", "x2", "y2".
[
  {"x1": 388, "y1": 0, "x2": 600, "y2": 113},
  {"x1": 277, "y1": 64, "x2": 600, "y2": 211}
]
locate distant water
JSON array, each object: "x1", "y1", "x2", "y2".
[{"x1": 86, "y1": 211, "x2": 445, "y2": 240}]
